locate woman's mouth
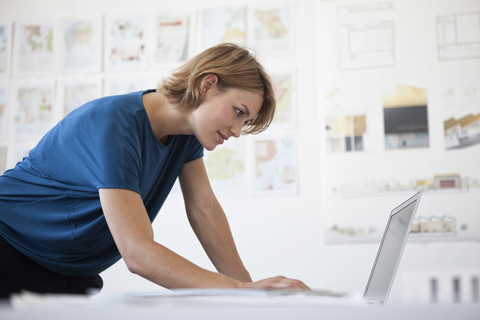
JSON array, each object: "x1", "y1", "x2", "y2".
[{"x1": 218, "y1": 132, "x2": 227, "y2": 144}]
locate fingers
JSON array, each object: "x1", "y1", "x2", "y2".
[{"x1": 248, "y1": 276, "x2": 311, "y2": 290}]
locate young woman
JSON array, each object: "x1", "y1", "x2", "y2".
[{"x1": 0, "y1": 43, "x2": 309, "y2": 298}]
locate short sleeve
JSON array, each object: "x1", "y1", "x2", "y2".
[{"x1": 185, "y1": 137, "x2": 204, "y2": 163}]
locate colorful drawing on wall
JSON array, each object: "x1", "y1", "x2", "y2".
[
  {"x1": 60, "y1": 18, "x2": 102, "y2": 72},
  {"x1": 0, "y1": 146, "x2": 6, "y2": 174},
  {"x1": 254, "y1": 136, "x2": 297, "y2": 194},
  {"x1": 326, "y1": 114, "x2": 366, "y2": 153},
  {"x1": 204, "y1": 139, "x2": 246, "y2": 197},
  {"x1": 0, "y1": 22, "x2": 11, "y2": 76},
  {"x1": 14, "y1": 84, "x2": 54, "y2": 138},
  {"x1": 383, "y1": 84, "x2": 429, "y2": 149},
  {"x1": 104, "y1": 75, "x2": 148, "y2": 96},
  {"x1": 105, "y1": 15, "x2": 147, "y2": 71},
  {"x1": 270, "y1": 72, "x2": 295, "y2": 127},
  {"x1": 60, "y1": 81, "x2": 100, "y2": 116},
  {"x1": 199, "y1": 6, "x2": 246, "y2": 51},
  {"x1": 252, "y1": 4, "x2": 293, "y2": 60},
  {"x1": 444, "y1": 113, "x2": 480, "y2": 150},
  {"x1": 152, "y1": 11, "x2": 191, "y2": 66},
  {"x1": 14, "y1": 22, "x2": 55, "y2": 75},
  {"x1": 0, "y1": 86, "x2": 6, "y2": 140}
]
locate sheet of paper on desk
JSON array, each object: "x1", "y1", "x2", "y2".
[{"x1": 125, "y1": 288, "x2": 349, "y2": 299}]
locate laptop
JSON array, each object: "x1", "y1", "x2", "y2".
[{"x1": 126, "y1": 192, "x2": 422, "y2": 305}]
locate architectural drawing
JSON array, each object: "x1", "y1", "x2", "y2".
[
  {"x1": 338, "y1": 20, "x2": 395, "y2": 70},
  {"x1": 437, "y1": 12, "x2": 480, "y2": 61}
]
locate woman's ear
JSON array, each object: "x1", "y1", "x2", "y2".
[{"x1": 201, "y1": 74, "x2": 218, "y2": 95}]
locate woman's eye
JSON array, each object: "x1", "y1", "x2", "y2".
[{"x1": 235, "y1": 108, "x2": 244, "y2": 117}]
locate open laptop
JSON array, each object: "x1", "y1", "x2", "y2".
[
  {"x1": 262, "y1": 191, "x2": 422, "y2": 305},
  {"x1": 126, "y1": 192, "x2": 421, "y2": 305}
]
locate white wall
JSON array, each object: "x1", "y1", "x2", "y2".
[{"x1": 1, "y1": 0, "x2": 479, "y2": 304}]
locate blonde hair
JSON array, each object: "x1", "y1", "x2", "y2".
[{"x1": 160, "y1": 43, "x2": 275, "y2": 135}]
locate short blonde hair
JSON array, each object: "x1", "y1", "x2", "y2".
[{"x1": 160, "y1": 43, "x2": 275, "y2": 135}]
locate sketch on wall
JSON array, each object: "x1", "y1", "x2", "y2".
[
  {"x1": 338, "y1": 20, "x2": 395, "y2": 70},
  {"x1": 437, "y1": 11, "x2": 480, "y2": 61},
  {"x1": 383, "y1": 84, "x2": 429, "y2": 150},
  {"x1": 59, "y1": 17, "x2": 102, "y2": 73},
  {"x1": 317, "y1": 0, "x2": 480, "y2": 244}
]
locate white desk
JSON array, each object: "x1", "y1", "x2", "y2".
[{"x1": 0, "y1": 292, "x2": 479, "y2": 320}]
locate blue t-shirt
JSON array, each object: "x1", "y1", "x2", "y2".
[{"x1": 0, "y1": 90, "x2": 204, "y2": 277}]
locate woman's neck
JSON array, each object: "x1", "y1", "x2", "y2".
[{"x1": 142, "y1": 91, "x2": 192, "y2": 143}]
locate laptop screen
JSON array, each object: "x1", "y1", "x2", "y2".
[{"x1": 363, "y1": 193, "x2": 420, "y2": 304}]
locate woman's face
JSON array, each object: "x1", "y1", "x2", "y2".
[{"x1": 191, "y1": 86, "x2": 263, "y2": 151}]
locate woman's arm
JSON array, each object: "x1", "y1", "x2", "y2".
[
  {"x1": 179, "y1": 157, "x2": 251, "y2": 282},
  {"x1": 99, "y1": 188, "x2": 241, "y2": 289},
  {"x1": 99, "y1": 169, "x2": 309, "y2": 289}
]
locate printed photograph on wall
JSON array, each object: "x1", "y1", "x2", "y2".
[
  {"x1": 325, "y1": 114, "x2": 366, "y2": 153},
  {"x1": 444, "y1": 113, "x2": 480, "y2": 150},
  {"x1": 383, "y1": 84, "x2": 429, "y2": 149}
]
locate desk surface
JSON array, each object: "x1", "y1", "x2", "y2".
[{"x1": 1, "y1": 292, "x2": 479, "y2": 320}]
